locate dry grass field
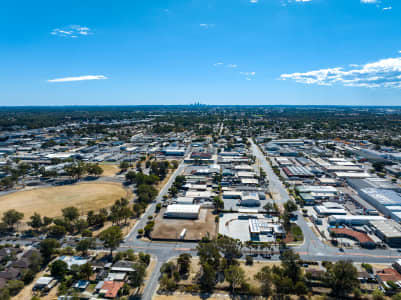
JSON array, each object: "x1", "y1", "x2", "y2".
[
  {"x1": 99, "y1": 163, "x2": 120, "y2": 177},
  {"x1": 151, "y1": 209, "x2": 217, "y2": 241},
  {"x1": 0, "y1": 182, "x2": 132, "y2": 220}
]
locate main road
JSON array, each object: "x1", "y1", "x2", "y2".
[{"x1": 249, "y1": 138, "x2": 289, "y2": 206}]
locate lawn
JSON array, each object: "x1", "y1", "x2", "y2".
[{"x1": 0, "y1": 181, "x2": 132, "y2": 220}]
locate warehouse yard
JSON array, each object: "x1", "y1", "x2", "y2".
[
  {"x1": 0, "y1": 182, "x2": 132, "y2": 220},
  {"x1": 151, "y1": 208, "x2": 217, "y2": 241}
]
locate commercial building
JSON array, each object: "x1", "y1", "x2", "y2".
[
  {"x1": 329, "y1": 227, "x2": 376, "y2": 249},
  {"x1": 164, "y1": 204, "x2": 201, "y2": 219},
  {"x1": 314, "y1": 205, "x2": 347, "y2": 216},
  {"x1": 249, "y1": 219, "x2": 285, "y2": 239},
  {"x1": 328, "y1": 215, "x2": 385, "y2": 226},
  {"x1": 358, "y1": 188, "x2": 401, "y2": 222},
  {"x1": 172, "y1": 197, "x2": 195, "y2": 205},
  {"x1": 282, "y1": 166, "x2": 314, "y2": 178},
  {"x1": 348, "y1": 178, "x2": 401, "y2": 193},
  {"x1": 370, "y1": 220, "x2": 401, "y2": 248},
  {"x1": 240, "y1": 192, "x2": 261, "y2": 207}
]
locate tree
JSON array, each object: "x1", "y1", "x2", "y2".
[
  {"x1": 324, "y1": 260, "x2": 359, "y2": 298},
  {"x1": 281, "y1": 249, "x2": 302, "y2": 284},
  {"x1": 294, "y1": 281, "x2": 308, "y2": 296},
  {"x1": 217, "y1": 235, "x2": 241, "y2": 265},
  {"x1": 48, "y1": 225, "x2": 66, "y2": 238},
  {"x1": 7, "y1": 280, "x2": 24, "y2": 296},
  {"x1": 2, "y1": 209, "x2": 24, "y2": 231},
  {"x1": 177, "y1": 253, "x2": 192, "y2": 276},
  {"x1": 274, "y1": 276, "x2": 294, "y2": 296},
  {"x1": 392, "y1": 293, "x2": 401, "y2": 300},
  {"x1": 75, "y1": 219, "x2": 89, "y2": 233},
  {"x1": 28, "y1": 213, "x2": 42, "y2": 230},
  {"x1": 51, "y1": 260, "x2": 68, "y2": 279},
  {"x1": 125, "y1": 171, "x2": 136, "y2": 184},
  {"x1": 86, "y1": 163, "x2": 103, "y2": 176},
  {"x1": 284, "y1": 200, "x2": 297, "y2": 213},
  {"x1": 0, "y1": 288, "x2": 10, "y2": 300},
  {"x1": 372, "y1": 288, "x2": 386, "y2": 300},
  {"x1": 372, "y1": 161, "x2": 385, "y2": 173},
  {"x1": 39, "y1": 238, "x2": 60, "y2": 262},
  {"x1": 119, "y1": 161, "x2": 130, "y2": 172},
  {"x1": 79, "y1": 263, "x2": 93, "y2": 281},
  {"x1": 159, "y1": 273, "x2": 177, "y2": 292},
  {"x1": 62, "y1": 206, "x2": 79, "y2": 223},
  {"x1": 99, "y1": 226, "x2": 123, "y2": 257},
  {"x1": 129, "y1": 262, "x2": 147, "y2": 288},
  {"x1": 76, "y1": 238, "x2": 94, "y2": 256},
  {"x1": 43, "y1": 216, "x2": 53, "y2": 227},
  {"x1": 264, "y1": 202, "x2": 274, "y2": 213},
  {"x1": 197, "y1": 239, "x2": 221, "y2": 268},
  {"x1": 225, "y1": 265, "x2": 246, "y2": 294},
  {"x1": 199, "y1": 262, "x2": 216, "y2": 292},
  {"x1": 161, "y1": 261, "x2": 176, "y2": 278},
  {"x1": 255, "y1": 266, "x2": 272, "y2": 297},
  {"x1": 28, "y1": 251, "x2": 43, "y2": 273}
]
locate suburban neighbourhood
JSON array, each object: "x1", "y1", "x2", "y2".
[{"x1": 0, "y1": 106, "x2": 401, "y2": 299}]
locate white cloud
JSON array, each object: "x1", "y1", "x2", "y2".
[
  {"x1": 48, "y1": 75, "x2": 107, "y2": 83},
  {"x1": 280, "y1": 55, "x2": 401, "y2": 88},
  {"x1": 382, "y1": 6, "x2": 392, "y2": 10},
  {"x1": 213, "y1": 62, "x2": 238, "y2": 68},
  {"x1": 51, "y1": 25, "x2": 91, "y2": 38},
  {"x1": 200, "y1": 23, "x2": 215, "y2": 29},
  {"x1": 295, "y1": 0, "x2": 312, "y2": 2},
  {"x1": 250, "y1": 0, "x2": 258, "y2": 3},
  {"x1": 240, "y1": 71, "x2": 256, "y2": 76},
  {"x1": 360, "y1": 0, "x2": 377, "y2": 3},
  {"x1": 240, "y1": 71, "x2": 256, "y2": 80}
]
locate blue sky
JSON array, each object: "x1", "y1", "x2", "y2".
[{"x1": 1, "y1": 0, "x2": 400, "y2": 106}]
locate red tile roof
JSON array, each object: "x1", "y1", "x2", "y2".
[
  {"x1": 330, "y1": 228, "x2": 374, "y2": 244},
  {"x1": 377, "y1": 268, "x2": 401, "y2": 282},
  {"x1": 101, "y1": 281, "x2": 124, "y2": 298}
]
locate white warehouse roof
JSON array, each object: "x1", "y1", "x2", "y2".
[{"x1": 166, "y1": 204, "x2": 201, "y2": 214}]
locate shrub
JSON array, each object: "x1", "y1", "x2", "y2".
[{"x1": 245, "y1": 255, "x2": 253, "y2": 265}]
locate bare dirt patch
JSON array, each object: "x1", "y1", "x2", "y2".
[
  {"x1": 99, "y1": 163, "x2": 120, "y2": 177},
  {"x1": 0, "y1": 182, "x2": 132, "y2": 220},
  {"x1": 151, "y1": 209, "x2": 217, "y2": 241}
]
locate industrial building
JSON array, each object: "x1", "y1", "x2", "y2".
[
  {"x1": 370, "y1": 220, "x2": 401, "y2": 248},
  {"x1": 248, "y1": 219, "x2": 285, "y2": 239},
  {"x1": 328, "y1": 215, "x2": 385, "y2": 226},
  {"x1": 328, "y1": 227, "x2": 376, "y2": 249},
  {"x1": 163, "y1": 204, "x2": 201, "y2": 219},
  {"x1": 239, "y1": 192, "x2": 261, "y2": 207},
  {"x1": 358, "y1": 188, "x2": 401, "y2": 222},
  {"x1": 314, "y1": 203, "x2": 347, "y2": 216},
  {"x1": 348, "y1": 178, "x2": 401, "y2": 193},
  {"x1": 282, "y1": 166, "x2": 314, "y2": 178},
  {"x1": 172, "y1": 197, "x2": 195, "y2": 205}
]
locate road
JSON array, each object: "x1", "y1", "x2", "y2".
[
  {"x1": 249, "y1": 139, "x2": 289, "y2": 205},
  {"x1": 121, "y1": 160, "x2": 198, "y2": 300}
]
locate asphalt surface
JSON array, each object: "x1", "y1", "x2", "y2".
[{"x1": 249, "y1": 139, "x2": 290, "y2": 206}]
